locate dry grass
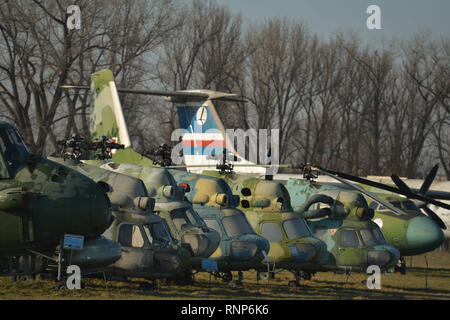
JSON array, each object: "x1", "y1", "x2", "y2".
[{"x1": 0, "y1": 251, "x2": 449, "y2": 300}]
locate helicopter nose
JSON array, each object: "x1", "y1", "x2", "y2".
[
  {"x1": 368, "y1": 246, "x2": 400, "y2": 269},
  {"x1": 406, "y1": 216, "x2": 444, "y2": 254},
  {"x1": 88, "y1": 180, "x2": 113, "y2": 235},
  {"x1": 368, "y1": 250, "x2": 392, "y2": 267},
  {"x1": 182, "y1": 234, "x2": 211, "y2": 257},
  {"x1": 290, "y1": 243, "x2": 317, "y2": 262},
  {"x1": 154, "y1": 248, "x2": 182, "y2": 272},
  {"x1": 231, "y1": 241, "x2": 258, "y2": 260}
]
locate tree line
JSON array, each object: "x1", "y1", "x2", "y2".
[{"x1": 0, "y1": 0, "x2": 448, "y2": 179}]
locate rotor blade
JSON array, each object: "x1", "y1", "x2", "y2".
[
  {"x1": 391, "y1": 174, "x2": 414, "y2": 195},
  {"x1": 61, "y1": 85, "x2": 247, "y2": 102},
  {"x1": 312, "y1": 167, "x2": 408, "y2": 216},
  {"x1": 316, "y1": 166, "x2": 450, "y2": 211},
  {"x1": 165, "y1": 164, "x2": 290, "y2": 169},
  {"x1": 61, "y1": 85, "x2": 209, "y2": 99},
  {"x1": 422, "y1": 206, "x2": 447, "y2": 230},
  {"x1": 420, "y1": 164, "x2": 439, "y2": 195}
]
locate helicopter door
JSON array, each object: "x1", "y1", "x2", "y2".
[
  {"x1": 113, "y1": 223, "x2": 153, "y2": 271},
  {"x1": 336, "y1": 229, "x2": 362, "y2": 267},
  {"x1": 259, "y1": 222, "x2": 284, "y2": 261}
]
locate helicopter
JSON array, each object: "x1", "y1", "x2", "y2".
[
  {"x1": 168, "y1": 169, "x2": 270, "y2": 284},
  {"x1": 297, "y1": 190, "x2": 400, "y2": 272},
  {"x1": 282, "y1": 165, "x2": 449, "y2": 273},
  {"x1": 101, "y1": 208, "x2": 191, "y2": 284},
  {"x1": 47, "y1": 142, "x2": 191, "y2": 283},
  {"x1": 62, "y1": 69, "x2": 412, "y2": 284},
  {"x1": 90, "y1": 161, "x2": 221, "y2": 267},
  {"x1": 208, "y1": 170, "x2": 331, "y2": 285},
  {"x1": 0, "y1": 121, "x2": 120, "y2": 280}
]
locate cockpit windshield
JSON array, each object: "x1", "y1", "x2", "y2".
[
  {"x1": 403, "y1": 200, "x2": 419, "y2": 211},
  {"x1": 282, "y1": 218, "x2": 312, "y2": 239},
  {"x1": 185, "y1": 207, "x2": 206, "y2": 227},
  {"x1": 170, "y1": 208, "x2": 194, "y2": 231},
  {"x1": 359, "y1": 228, "x2": 386, "y2": 246},
  {"x1": 222, "y1": 215, "x2": 254, "y2": 237},
  {"x1": 0, "y1": 126, "x2": 30, "y2": 175},
  {"x1": 144, "y1": 222, "x2": 173, "y2": 246}
]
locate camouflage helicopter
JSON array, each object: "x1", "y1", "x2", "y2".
[
  {"x1": 47, "y1": 140, "x2": 191, "y2": 283},
  {"x1": 168, "y1": 169, "x2": 270, "y2": 283},
  {"x1": 282, "y1": 165, "x2": 449, "y2": 273},
  {"x1": 51, "y1": 136, "x2": 218, "y2": 282},
  {"x1": 298, "y1": 190, "x2": 400, "y2": 272},
  {"x1": 0, "y1": 122, "x2": 120, "y2": 281},
  {"x1": 89, "y1": 161, "x2": 221, "y2": 266},
  {"x1": 101, "y1": 209, "x2": 191, "y2": 283},
  {"x1": 201, "y1": 168, "x2": 330, "y2": 285}
]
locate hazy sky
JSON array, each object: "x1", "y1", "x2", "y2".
[{"x1": 216, "y1": 0, "x2": 450, "y2": 44}]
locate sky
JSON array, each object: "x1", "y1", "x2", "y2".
[{"x1": 216, "y1": 0, "x2": 450, "y2": 44}]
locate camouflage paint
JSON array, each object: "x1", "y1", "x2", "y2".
[
  {"x1": 0, "y1": 123, "x2": 112, "y2": 255},
  {"x1": 201, "y1": 171, "x2": 329, "y2": 271},
  {"x1": 83, "y1": 160, "x2": 220, "y2": 259},
  {"x1": 169, "y1": 169, "x2": 270, "y2": 271},
  {"x1": 301, "y1": 191, "x2": 400, "y2": 271},
  {"x1": 284, "y1": 178, "x2": 444, "y2": 256}
]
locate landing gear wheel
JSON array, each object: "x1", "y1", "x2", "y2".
[
  {"x1": 140, "y1": 281, "x2": 158, "y2": 290},
  {"x1": 227, "y1": 280, "x2": 242, "y2": 287},
  {"x1": 288, "y1": 280, "x2": 300, "y2": 287},
  {"x1": 395, "y1": 257, "x2": 406, "y2": 275},
  {"x1": 18, "y1": 274, "x2": 35, "y2": 282},
  {"x1": 55, "y1": 280, "x2": 67, "y2": 290},
  {"x1": 302, "y1": 273, "x2": 312, "y2": 280},
  {"x1": 171, "y1": 271, "x2": 194, "y2": 286},
  {"x1": 220, "y1": 272, "x2": 232, "y2": 283}
]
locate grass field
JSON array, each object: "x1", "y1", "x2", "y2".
[{"x1": 0, "y1": 250, "x2": 449, "y2": 300}]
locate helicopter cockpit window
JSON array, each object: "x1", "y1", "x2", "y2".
[
  {"x1": 339, "y1": 229, "x2": 360, "y2": 248},
  {"x1": 144, "y1": 223, "x2": 172, "y2": 246},
  {"x1": 118, "y1": 224, "x2": 133, "y2": 247},
  {"x1": 403, "y1": 200, "x2": 419, "y2": 211},
  {"x1": 222, "y1": 215, "x2": 254, "y2": 238},
  {"x1": 170, "y1": 208, "x2": 193, "y2": 231},
  {"x1": 131, "y1": 225, "x2": 145, "y2": 248},
  {"x1": 391, "y1": 201, "x2": 402, "y2": 209},
  {"x1": 369, "y1": 202, "x2": 378, "y2": 210},
  {"x1": 260, "y1": 222, "x2": 283, "y2": 242},
  {"x1": 186, "y1": 207, "x2": 205, "y2": 226},
  {"x1": 0, "y1": 126, "x2": 30, "y2": 175},
  {"x1": 204, "y1": 219, "x2": 222, "y2": 238},
  {"x1": 360, "y1": 228, "x2": 386, "y2": 246},
  {"x1": 282, "y1": 218, "x2": 311, "y2": 240}
]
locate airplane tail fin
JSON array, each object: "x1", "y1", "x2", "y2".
[
  {"x1": 174, "y1": 93, "x2": 267, "y2": 175},
  {"x1": 88, "y1": 69, "x2": 153, "y2": 166},
  {"x1": 90, "y1": 69, "x2": 132, "y2": 148}
]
